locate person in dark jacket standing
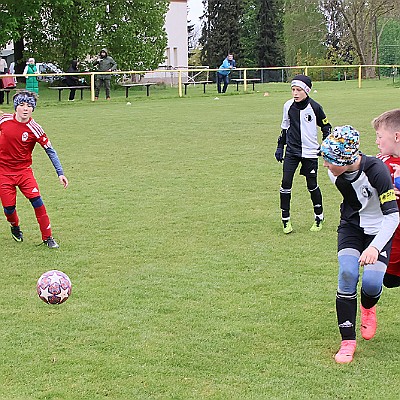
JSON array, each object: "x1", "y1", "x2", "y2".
[
  {"x1": 93, "y1": 49, "x2": 117, "y2": 100},
  {"x1": 274, "y1": 74, "x2": 331, "y2": 234},
  {"x1": 0, "y1": 56, "x2": 8, "y2": 105},
  {"x1": 65, "y1": 60, "x2": 80, "y2": 101}
]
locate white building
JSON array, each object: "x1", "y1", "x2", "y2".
[
  {"x1": 164, "y1": 0, "x2": 188, "y2": 69},
  {"x1": 144, "y1": 0, "x2": 188, "y2": 83}
]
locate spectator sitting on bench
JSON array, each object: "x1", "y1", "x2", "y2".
[{"x1": 65, "y1": 60, "x2": 81, "y2": 101}]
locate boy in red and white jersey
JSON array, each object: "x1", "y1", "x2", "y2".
[
  {"x1": 374, "y1": 109, "x2": 400, "y2": 287},
  {"x1": 0, "y1": 90, "x2": 68, "y2": 248}
]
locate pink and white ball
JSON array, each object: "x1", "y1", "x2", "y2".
[{"x1": 37, "y1": 270, "x2": 72, "y2": 304}]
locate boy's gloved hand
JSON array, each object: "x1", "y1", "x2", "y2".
[{"x1": 275, "y1": 147, "x2": 284, "y2": 162}]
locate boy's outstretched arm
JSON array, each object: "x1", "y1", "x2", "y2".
[{"x1": 45, "y1": 147, "x2": 68, "y2": 188}]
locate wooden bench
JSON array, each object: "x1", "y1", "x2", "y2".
[
  {"x1": 120, "y1": 83, "x2": 156, "y2": 97},
  {"x1": 49, "y1": 86, "x2": 90, "y2": 101},
  {"x1": 231, "y1": 78, "x2": 261, "y2": 91},
  {"x1": 183, "y1": 80, "x2": 213, "y2": 95},
  {"x1": 0, "y1": 88, "x2": 16, "y2": 105}
]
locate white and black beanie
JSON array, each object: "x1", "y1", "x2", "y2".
[{"x1": 291, "y1": 74, "x2": 312, "y2": 95}]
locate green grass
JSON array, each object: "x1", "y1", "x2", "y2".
[{"x1": 0, "y1": 79, "x2": 400, "y2": 399}]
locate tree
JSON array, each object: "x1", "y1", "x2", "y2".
[
  {"x1": 25, "y1": 0, "x2": 102, "y2": 70},
  {"x1": 239, "y1": 0, "x2": 284, "y2": 67},
  {"x1": 0, "y1": 0, "x2": 52, "y2": 74},
  {"x1": 0, "y1": 0, "x2": 168, "y2": 73},
  {"x1": 283, "y1": 0, "x2": 327, "y2": 67},
  {"x1": 239, "y1": 0, "x2": 258, "y2": 66},
  {"x1": 256, "y1": 0, "x2": 284, "y2": 67},
  {"x1": 379, "y1": 18, "x2": 400, "y2": 66},
  {"x1": 321, "y1": 0, "x2": 399, "y2": 77},
  {"x1": 199, "y1": 0, "x2": 243, "y2": 68},
  {"x1": 96, "y1": 1, "x2": 168, "y2": 70}
]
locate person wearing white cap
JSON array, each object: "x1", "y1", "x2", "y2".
[{"x1": 275, "y1": 74, "x2": 331, "y2": 234}]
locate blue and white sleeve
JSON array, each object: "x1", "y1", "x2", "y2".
[{"x1": 45, "y1": 147, "x2": 64, "y2": 176}]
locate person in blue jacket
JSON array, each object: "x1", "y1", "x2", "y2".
[{"x1": 217, "y1": 53, "x2": 236, "y2": 93}]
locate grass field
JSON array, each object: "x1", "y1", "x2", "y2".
[{"x1": 0, "y1": 79, "x2": 400, "y2": 399}]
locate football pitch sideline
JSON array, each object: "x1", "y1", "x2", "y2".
[{"x1": 0, "y1": 79, "x2": 399, "y2": 399}]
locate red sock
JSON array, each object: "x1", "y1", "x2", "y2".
[
  {"x1": 33, "y1": 204, "x2": 52, "y2": 240},
  {"x1": 5, "y1": 209, "x2": 19, "y2": 227}
]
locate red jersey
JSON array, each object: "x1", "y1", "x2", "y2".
[
  {"x1": 377, "y1": 153, "x2": 400, "y2": 277},
  {"x1": 377, "y1": 153, "x2": 400, "y2": 211},
  {"x1": 0, "y1": 113, "x2": 52, "y2": 173}
]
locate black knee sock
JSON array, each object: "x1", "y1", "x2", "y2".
[
  {"x1": 280, "y1": 188, "x2": 291, "y2": 220},
  {"x1": 336, "y1": 292, "x2": 357, "y2": 340},
  {"x1": 309, "y1": 186, "x2": 323, "y2": 216},
  {"x1": 361, "y1": 288, "x2": 381, "y2": 309}
]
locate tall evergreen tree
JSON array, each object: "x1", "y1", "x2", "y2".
[
  {"x1": 256, "y1": 0, "x2": 284, "y2": 66},
  {"x1": 200, "y1": 0, "x2": 284, "y2": 68},
  {"x1": 199, "y1": 0, "x2": 243, "y2": 68}
]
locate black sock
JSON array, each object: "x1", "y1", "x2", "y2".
[
  {"x1": 361, "y1": 288, "x2": 381, "y2": 309},
  {"x1": 310, "y1": 186, "x2": 323, "y2": 216},
  {"x1": 336, "y1": 291, "x2": 357, "y2": 340},
  {"x1": 280, "y1": 188, "x2": 291, "y2": 219}
]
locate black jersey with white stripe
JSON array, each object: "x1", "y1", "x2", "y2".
[
  {"x1": 281, "y1": 97, "x2": 331, "y2": 158},
  {"x1": 328, "y1": 155, "x2": 398, "y2": 235}
]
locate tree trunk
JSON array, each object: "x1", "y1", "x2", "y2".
[{"x1": 13, "y1": 36, "x2": 25, "y2": 83}]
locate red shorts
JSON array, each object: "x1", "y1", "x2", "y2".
[
  {"x1": 387, "y1": 228, "x2": 400, "y2": 277},
  {"x1": 0, "y1": 169, "x2": 41, "y2": 206}
]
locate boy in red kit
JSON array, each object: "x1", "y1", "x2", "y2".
[
  {"x1": 374, "y1": 108, "x2": 400, "y2": 287},
  {"x1": 0, "y1": 90, "x2": 68, "y2": 248}
]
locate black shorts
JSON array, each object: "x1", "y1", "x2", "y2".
[
  {"x1": 283, "y1": 154, "x2": 318, "y2": 177},
  {"x1": 337, "y1": 222, "x2": 392, "y2": 266}
]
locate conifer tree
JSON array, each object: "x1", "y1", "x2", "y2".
[
  {"x1": 200, "y1": 0, "x2": 243, "y2": 68},
  {"x1": 200, "y1": 0, "x2": 283, "y2": 68},
  {"x1": 256, "y1": 0, "x2": 284, "y2": 66}
]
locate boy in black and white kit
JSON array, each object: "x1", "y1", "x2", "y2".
[
  {"x1": 275, "y1": 75, "x2": 331, "y2": 233},
  {"x1": 320, "y1": 125, "x2": 399, "y2": 364}
]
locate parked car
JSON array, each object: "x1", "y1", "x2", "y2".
[{"x1": 36, "y1": 62, "x2": 63, "y2": 82}]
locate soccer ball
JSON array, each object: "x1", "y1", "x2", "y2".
[{"x1": 37, "y1": 270, "x2": 72, "y2": 304}]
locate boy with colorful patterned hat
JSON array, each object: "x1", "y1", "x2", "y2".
[{"x1": 321, "y1": 125, "x2": 399, "y2": 363}]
